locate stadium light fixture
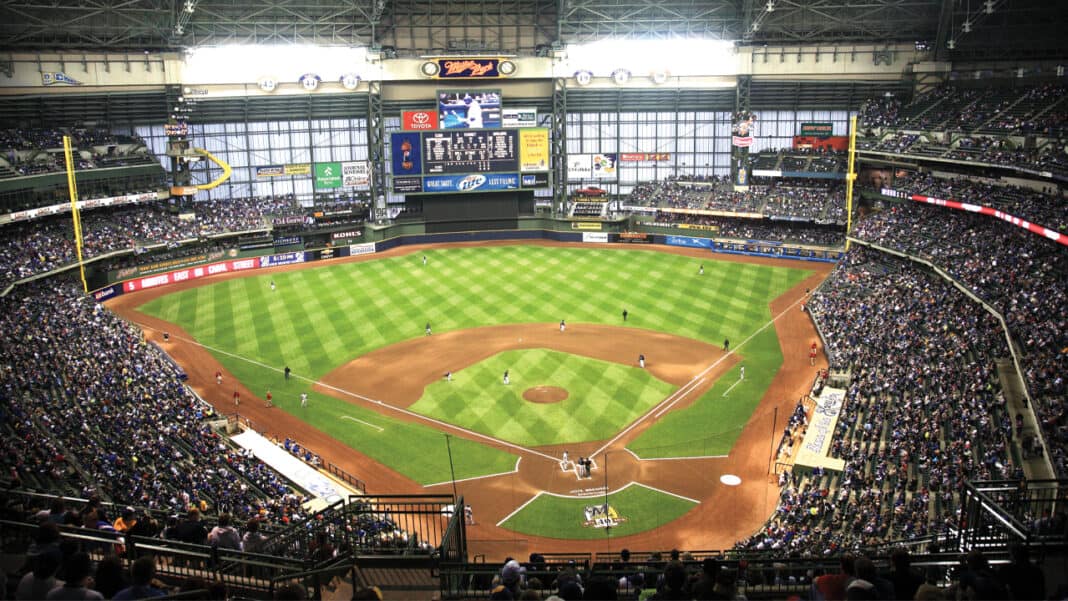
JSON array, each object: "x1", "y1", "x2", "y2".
[
  {"x1": 184, "y1": 45, "x2": 368, "y2": 83},
  {"x1": 560, "y1": 38, "x2": 736, "y2": 78}
]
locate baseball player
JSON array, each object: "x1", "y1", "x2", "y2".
[
  {"x1": 301, "y1": 392, "x2": 308, "y2": 408},
  {"x1": 639, "y1": 354, "x2": 645, "y2": 368},
  {"x1": 233, "y1": 391, "x2": 240, "y2": 406},
  {"x1": 810, "y1": 342, "x2": 818, "y2": 366},
  {"x1": 426, "y1": 322, "x2": 432, "y2": 336},
  {"x1": 622, "y1": 309, "x2": 628, "y2": 322},
  {"x1": 216, "y1": 371, "x2": 222, "y2": 385},
  {"x1": 699, "y1": 265, "x2": 704, "y2": 275},
  {"x1": 559, "y1": 319, "x2": 566, "y2": 333},
  {"x1": 270, "y1": 281, "x2": 276, "y2": 291},
  {"x1": 265, "y1": 389, "x2": 273, "y2": 408},
  {"x1": 503, "y1": 370, "x2": 510, "y2": 385}
]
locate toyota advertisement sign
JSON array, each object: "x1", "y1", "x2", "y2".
[{"x1": 402, "y1": 110, "x2": 439, "y2": 130}]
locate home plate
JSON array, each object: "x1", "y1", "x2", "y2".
[{"x1": 720, "y1": 474, "x2": 742, "y2": 486}]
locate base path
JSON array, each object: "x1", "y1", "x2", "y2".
[{"x1": 108, "y1": 240, "x2": 834, "y2": 560}]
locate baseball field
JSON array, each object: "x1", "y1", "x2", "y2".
[{"x1": 116, "y1": 242, "x2": 831, "y2": 546}]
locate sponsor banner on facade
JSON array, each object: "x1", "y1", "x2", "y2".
[
  {"x1": 519, "y1": 128, "x2": 550, "y2": 172},
  {"x1": 314, "y1": 162, "x2": 342, "y2": 189},
  {"x1": 330, "y1": 229, "x2": 363, "y2": 240},
  {"x1": 433, "y1": 59, "x2": 506, "y2": 79},
  {"x1": 619, "y1": 152, "x2": 670, "y2": 162},
  {"x1": 582, "y1": 232, "x2": 609, "y2": 243},
  {"x1": 349, "y1": 242, "x2": 377, "y2": 256},
  {"x1": 92, "y1": 284, "x2": 122, "y2": 302},
  {"x1": 115, "y1": 250, "x2": 225, "y2": 279},
  {"x1": 122, "y1": 258, "x2": 259, "y2": 292},
  {"x1": 676, "y1": 223, "x2": 721, "y2": 233},
  {"x1": 273, "y1": 235, "x2": 302, "y2": 246},
  {"x1": 42, "y1": 72, "x2": 82, "y2": 86},
  {"x1": 794, "y1": 387, "x2": 847, "y2": 471},
  {"x1": 3, "y1": 191, "x2": 161, "y2": 225},
  {"x1": 402, "y1": 109, "x2": 440, "y2": 130},
  {"x1": 658, "y1": 206, "x2": 763, "y2": 219},
  {"x1": 390, "y1": 132, "x2": 423, "y2": 176},
  {"x1": 567, "y1": 153, "x2": 617, "y2": 180},
  {"x1": 170, "y1": 185, "x2": 199, "y2": 196},
  {"x1": 799, "y1": 122, "x2": 834, "y2": 138},
  {"x1": 164, "y1": 123, "x2": 189, "y2": 137},
  {"x1": 392, "y1": 176, "x2": 423, "y2": 194},
  {"x1": 520, "y1": 172, "x2": 550, "y2": 188},
  {"x1": 666, "y1": 235, "x2": 713, "y2": 249},
  {"x1": 910, "y1": 192, "x2": 1067, "y2": 247},
  {"x1": 257, "y1": 165, "x2": 285, "y2": 177},
  {"x1": 259, "y1": 252, "x2": 305, "y2": 267},
  {"x1": 422, "y1": 173, "x2": 519, "y2": 193},
  {"x1": 570, "y1": 221, "x2": 602, "y2": 231},
  {"x1": 502, "y1": 107, "x2": 537, "y2": 128},
  {"x1": 619, "y1": 231, "x2": 651, "y2": 243},
  {"x1": 285, "y1": 163, "x2": 311, "y2": 176},
  {"x1": 732, "y1": 135, "x2": 754, "y2": 147},
  {"x1": 752, "y1": 169, "x2": 782, "y2": 178},
  {"x1": 341, "y1": 161, "x2": 370, "y2": 188}
]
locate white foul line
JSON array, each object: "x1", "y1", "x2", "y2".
[
  {"x1": 340, "y1": 415, "x2": 385, "y2": 432},
  {"x1": 591, "y1": 291, "x2": 809, "y2": 460},
  {"x1": 721, "y1": 377, "x2": 743, "y2": 397},
  {"x1": 127, "y1": 319, "x2": 560, "y2": 464}
]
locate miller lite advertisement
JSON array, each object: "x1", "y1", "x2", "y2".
[{"x1": 402, "y1": 110, "x2": 440, "y2": 131}]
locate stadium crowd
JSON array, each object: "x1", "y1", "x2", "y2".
[
  {"x1": 0, "y1": 197, "x2": 304, "y2": 287},
  {"x1": 882, "y1": 172, "x2": 1067, "y2": 238},
  {"x1": 737, "y1": 246, "x2": 1018, "y2": 555},
  {"x1": 852, "y1": 201, "x2": 1068, "y2": 475},
  {"x1": 628, "y1": 178, "x2": 845, "y2": 224}
]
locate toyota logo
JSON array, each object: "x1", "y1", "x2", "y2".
[{"x1": 413, "y1": 112, "x2": 430, "y2": 124}]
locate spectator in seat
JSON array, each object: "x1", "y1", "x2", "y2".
[
  {"x1": 242, "y1": 517, "x2": 268, "y2": 554},
  {"x1": 113, "y1": 557, "x2": 168, "y2": 600},
  {"x1": 174, "y1": 508, "x2": 208, "y2": 545},
  {"x1": 813, "y1": 554, "x2": 855, "y2": 601},
  {"x1": 998, "y1": 545, "x2": 1044, "y2": 601},
  {"x1": 46, "y1": 551, "x2": 103, "y2": 600},
  {"x1": 15, "y1": 551, "x2": 62, "y2": 601},
  {"x1": 886, "y1": 549, "x2": 923, "y2": 601},
  {"x1": 208, "y1": 513, "x2": 242, "y2": 550}
]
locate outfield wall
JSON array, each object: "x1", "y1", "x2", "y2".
[{"x1": 89, "y1": 223, "x2": 841, "y2": 301}]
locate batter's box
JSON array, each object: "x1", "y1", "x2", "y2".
[{"x1": 566, "y1": 458, "x2": 598, "y2": 480}]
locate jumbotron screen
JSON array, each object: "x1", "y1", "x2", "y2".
[{"x1": 390, "y1": 128, "x2": 549, "y2": 194}]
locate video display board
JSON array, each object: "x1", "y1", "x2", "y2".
[
  {"x1": 437, "y1": 89, "x2": 502, "y2": 129},
  {"x1": 391, "y1": 128, "x2": 549, "y2": 194}
]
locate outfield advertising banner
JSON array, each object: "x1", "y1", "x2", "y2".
[
  {"x1": 619, "y1": 232, "x2": 651, "y2": 244},
  {"x1": 341, "y1": 161, "x2": 370, "y2": 188},
  {"x1": 122, "y1": 258, "x2": 259, "y2": 292},
  {"x1": 402, "y1": 109, "x2": 439, "y2": 130},
  {"x1": 392, "y1": 176, "x2": 423, "y2": 193},
  {"x1": 568, "y1": 153, "x2": 617, "y2": 180},
  {"x1": 349, "y1": 242, "x2": 376, "y2": 256},
  {"x1": 390, "y1": 133, "x2": 423, "y2": 176},
  {"x1": 666, "y1": 235, "x2": 713, "y2": 249},
  {"x1": 259, "y1": 252, "x2": 305, "y2": 267},
  {"x1": 257, "y1": 165, "x2": 285, "y2": 177},
  {"x1": 92, "y1": 284, "x2": 122, "y2": 302},
  {"x1": 570, "y1": 222, "x2": 602, "y2": 231},
  {"x1": 582, "y1": 232, "x2": 609, "y2": 243},
  {"x1": 502, "y1": 107, "x2": 537, "y2": 128},
  {"x1": 799, "y1": 122, "x2": 834, "y2": 138},
  {"x1": 519, "y1": 128, "x2": 550, "y2": 172},
  {"x1": 423, "y1": 173, "x2": 519, "y2": 193},
  {"x1": 619, "y1": 153, "x2": 670, "y2": 162},
  {"x1": 520, "y1": 173, "x2": 550, "y2": 188},
  {"x1": 314, "y1": 162, "x2": 342, "y2": 189}
]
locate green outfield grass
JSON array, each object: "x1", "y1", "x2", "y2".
[
  {"x1": 410, "y1": 349, "x2": 675, "y2": 446},
  {"x1": 499, "y1": 483, "x2": 697, "y2": 540},
  {"x1": 136, "y1": 245, "x2": 811, "y2": 484}
]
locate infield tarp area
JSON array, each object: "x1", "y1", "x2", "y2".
[{"x1": 231, "y1": 429, "x2": 346, "y2": 506}]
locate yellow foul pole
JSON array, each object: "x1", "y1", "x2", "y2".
[
  {"x1": 844, "y1": 115, "x2": 858, "y2": 251},
  {"x1": 63, "y1": 135, "x2": 88, "y2": 293}
]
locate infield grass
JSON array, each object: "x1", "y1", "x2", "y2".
[
  {"x1": 136, "y1": 245, "x2": 811, "y2": 482},
  {"x1": 411, "y1": 349, "x2": 675, "y2": 446},
  {"x1": 499, "y1": 483, "x2": 697, "y2": 540}
]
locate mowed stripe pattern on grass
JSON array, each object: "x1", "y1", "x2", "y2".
[
  {"x1": 138, "y1": 246, "x2": 811, "y2": 482},
  {"x1": 411, "y1": 349, "x2": 676, "y2": 447}
]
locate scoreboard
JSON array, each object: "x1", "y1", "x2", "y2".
[
  {"x1": 391, "y1": 128, "x2": 549, "y2": 194},
  {"x1": 423, "y1": 130, "x2": 518, "y2": 174}
]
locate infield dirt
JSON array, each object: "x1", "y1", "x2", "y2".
[{"x1": 108, "y1": 240, "x2": 833, "y2": 560}]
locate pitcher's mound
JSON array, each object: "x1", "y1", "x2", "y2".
[{"x1": 523, "y1": 386, "x2": 569, "y2": 404}]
